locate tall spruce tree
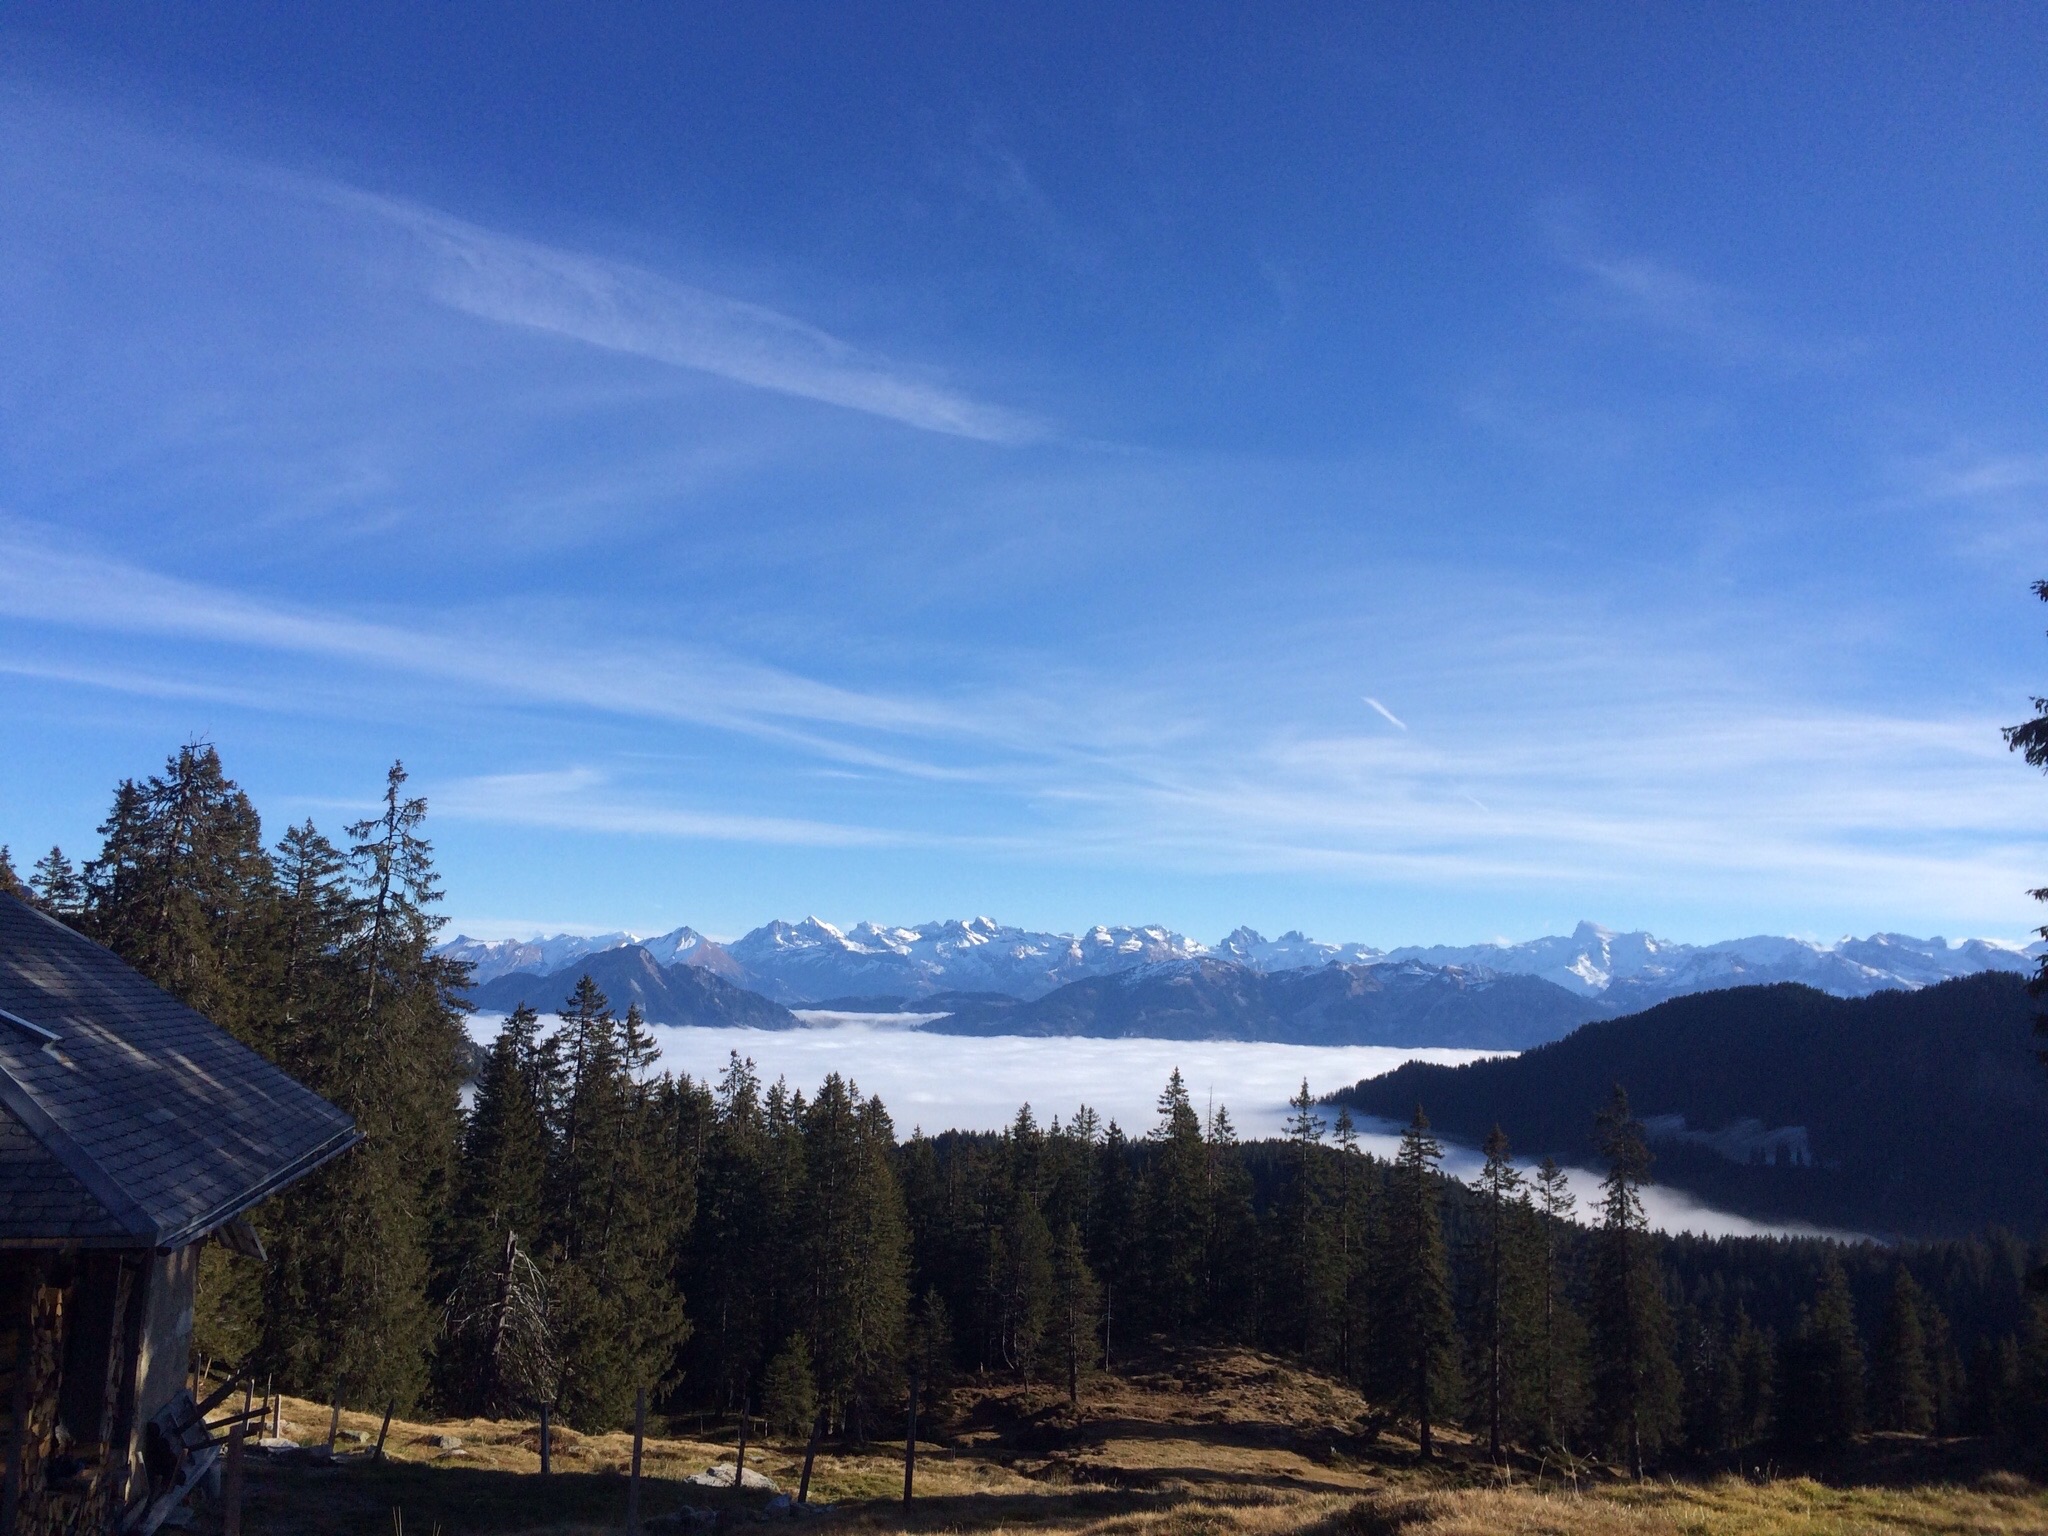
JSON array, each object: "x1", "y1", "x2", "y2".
[
  {"x1": 1732, "y1": 1306, "x2": 1776, "y2": 1446},
  {"x1": 261, "y1": 762, "x2": 467, "y2": 1410},
  {"x1": 1052, "y1": 1222, "x2": 1101, "y2": 1405},
  {"x1": 1273, "y1": 1081, "x2": 1334, "y2": 1361},
  {"x1": 439, "y1": 1004, "x2": 553, "y2": 1414},
  {"x1": 1531, "y1": 1157, "x2": 1587, "y2": 1450},
  {"x1": 0, "y1": 846, "x2": 20, "y2": 898},
  {"x1": 1872, "y1": 1266, "x2": 1935, "y2": 1434},
  {"x1": 81, "y1": 745, "x2": 274, "y2": 1041},
  {"x1": 991, "y1": 1183, "x2": 1054, "y2": 1379},
  {"x1": 1375, "y1": 1107, "x2": 1457, "y2": 1458},
  {"x1": 800, "y1": 1077, "x2": 908, "y2": 1439},
  {"x1": 1677, "y1": 1299, "x2": 1744, "y2": 1456},
  {"x1": 1143, "y1": 1071, "x2": 1208, "y2": 1338},
  {"x1": 1777, "y1": 1257, "x2": 1865, "y2": 1448},
  {"x1": 1588, "y1": 1087, "x2": 1679, "y2": 1476},
  {"x1": 1471, "y1": 1126, "x2": 1539, "y2": 1461},
  {"x1": 907, "y1": 1287, "x2": 954, "y2": 1419},
  {"x1": 1202, "y1": 1103, "x2": 1261, "y2": 1342},
  {"x1": 547, "y1": 1002, "x2": 690, "y2": 1428},
  {"x1": 1330, "y1": 1108, "x2": 1371, "y2": 1384},
  {"x1": 687, "y1": 1053, "x2": 774, "y2": 1409},
  {"x1": 267, "y1": 822, "x2": 350, "y2": 1065},
  {"x1": 1092, "y1": 1123, "x2": 1138, "y2": 1369}
]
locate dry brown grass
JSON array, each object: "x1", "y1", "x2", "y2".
[{"x1": 200, "y1": 1350, "x2": 2048, "y2": 1536}]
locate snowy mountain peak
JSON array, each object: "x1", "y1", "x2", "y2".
[{"x1": 441, "y1": 916, "x2": 2044, "y2": 1007}]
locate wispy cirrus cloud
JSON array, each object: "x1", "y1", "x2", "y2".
[
  {"x1": 434, "y1": 768, "x2": 908, "y2": 849},
  {"x1": 1542, "y1": 212, "x2": 1856, "y2": 370},
  {"x1": 0, "y1": 524, "x2": 984, "y2": 764},
  {"x1": 324, "y1": 188, "x2": 1045, "y2": 444},
  {"x1": 1913, "y1": 450, "x2": 2048, "y2": 501},
  {"x1": 3, "y1": 525, "x2": 2039, "y2": 931}
]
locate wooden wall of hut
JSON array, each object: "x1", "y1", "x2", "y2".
[{"x1": 0, "y1": 1251, "x2": 151, "y2": 1536}]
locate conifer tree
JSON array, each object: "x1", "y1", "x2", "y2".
[
  {"x1": 438, "y1": 1005, "x2": 554, "y2": 1414},
  {"x1": 763, "y1": 1335, "x2": 818, "y2": 1439},
  {"x1": 266, "y1": 822, "x2": 349, "y2": 1064},
  {"x1": 81, "y1": 746, "x2": 274, "y2": 1039},
  {"x1": 1471, "y1": 1126, "x2": 1538, "y2": 1461},
  {"x1": 1872, "y1": 1266, "x2": 1935, "y2": 1433},
  {"x1": 1054, "y1": 1104, "x2": 1103, "y2": 1232},
  {"x1": 1143, "y1": 1070, "x2": 1209, "y2": 1337},
  {"x1": 1202, "y1": 1103, "x2": 1261, "y2": 1342},
  {"x1": 1531, "y1": 1157, "x2": 1587, "y2": 1449},
  {"x1": 800, "y1": 1077, "x2": 908, "y2": 1439},
  {"x1": 1092, "y1": 1123, "x2": 1138, "y2": 1369},
  {"x1": 546, "y1": 1000, "x2": 690, "y2": 1428},
  {"x1": 1675, "y1": 1298, "x2": 1748, "y2": 1456},
  {"x1": 907, "y1": 1287, "x2": 954, "y2": 1418},
  {"x1": 245, "y1": 822, "x2": 351, "y2": 1382},
  {"x1": 991, "y1": 1184, "x2": 1054, "y2": 1379},
  {"x1": 1588, "y1": 1087, "x2": 1679, "y2": 1476},
  {"x1": 261, "y1": 762, "x2": 467, "y2": 1411},
  {"x1": 1777, "y1": 1257, "x2": 1865, "y2": 1448},
  {"x1": 1273, "y1": 1081, "x2": 1333, "y2": 1361},
  {"x1": 1732, "y1": 1307, "x2": 1775, "y2": 1446},
  {"x1": 687, "y1": 1054, "x2": 777, "y2": 1410},
  {"x1": 0, "y1": 845, "x2": 20, "y2": 898},
  {"x1": 29, "y1": 847, "x2": 86, "y2": 918},
  {"x1": 1918, "y1": 1291, "x2": 1965, "y2": 1434},
  {"x1": 461, "y1": 1002, "x2": 549, "y2": 1240},
  {"x1": 1374, "y1": 1107, "x2": 1458, "y2": 1458},
  {"x1": 1330, "y1": 1108, "x2": 1371, "y2": 1383},
  {"x1": 1052, "y1": 1221, "x2": 1100, "y2": 1405}
]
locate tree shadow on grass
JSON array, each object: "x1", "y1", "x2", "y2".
[{"x1": 241, "y1": 1459, "x2": 1336, "y2": 1536}]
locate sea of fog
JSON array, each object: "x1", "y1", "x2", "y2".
[{"x1": 467, "y1": 1010, "x2": 1860, "y2": 1242}]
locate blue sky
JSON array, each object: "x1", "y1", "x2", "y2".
[{"x1": 3, "y1": 3, "x2": 2047, "y2": 946}]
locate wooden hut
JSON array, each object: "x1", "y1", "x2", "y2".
[{"x1": 0, "y1": 893, "x2": 359, "y2": 1534}]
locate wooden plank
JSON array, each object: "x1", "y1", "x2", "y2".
[
  {"x1": 626, "y1": 1389, "x2": 645, "y2": 1535},
  {"x1": 221, "y1": 1422, "x2": 245, "y2": 1536}
]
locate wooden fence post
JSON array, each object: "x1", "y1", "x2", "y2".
[
  {"x1": 626, "y1": 1389, "x2": 646, "y2": 1534},
  {"x1": 221, "y1": 1421, "x2": 246, "y2": 1536},
  {"x1": 375, "y1": 1400, "x2": 395, "y2": 1460},
  {"x1": 325, "y1": 1391, "x2": 340, "y2": 1455},
  {"x1": 902, "y1": 1365, "x2": 920, "y2": 1507},
  {"x1": 733, "y1": 1395, "x2": 749, "y2": 1485},
  {"x1": 538, "y1": 1403, "x2": 552, "y2": 1476},
  {"x1": 796, "y1": 1410, "x2": 822, "y2": 1505}
]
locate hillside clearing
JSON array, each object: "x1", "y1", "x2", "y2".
[{"x1": 183, "y1": 1348, "x2": 2047, "y2": 1536}]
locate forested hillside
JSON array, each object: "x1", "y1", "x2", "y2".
[
  {"x1": 10, "y1": 745, "x2": 2048, "y2": 1478},
  {"x1": 929, "y1": 958, "x2": 1602, "y2": 1047},
  {"x1": 465, "y1": 947, "x2": 1605, "y2": 1048},
  {"x1": 1338, "y1": 976, "x2": 2048, "y2": 1238}
]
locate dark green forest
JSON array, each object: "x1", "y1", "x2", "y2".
[
  {"x1": 1340, "y1": 976, "x2": 2048, "y2": 1238},
  {"x1": 8, "y1": 745, "x2": 2048, "y2": 1474}
]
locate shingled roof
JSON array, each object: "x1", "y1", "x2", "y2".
[{"x1": 0, "y1": 892, "x2": 359, "y2": 1249}]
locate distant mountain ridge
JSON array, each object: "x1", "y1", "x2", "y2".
[
  {"x1": 923, "y1": 957, "x2": 1604, "y2": 1049},
  {"x1": 461, "y1": 945, "x2": 1605, "y2": 1048},
  {"x1": 467, "y1": 944, "x2": 795, "y2": 1029},
  {"x1": 440, "y1": 915, "x2": 2040, "y2": 1008}
]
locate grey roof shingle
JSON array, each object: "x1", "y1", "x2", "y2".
[{"x1": 0, "y1": 893, "x2": 359, "y2": 1250}]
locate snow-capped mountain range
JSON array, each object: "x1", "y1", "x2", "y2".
[{"x1": 438, "y1": 916, "x2": 2042, "y2": 1010}]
